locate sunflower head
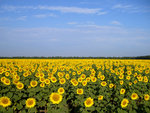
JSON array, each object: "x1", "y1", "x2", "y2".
[
  {"x1": 98, "y1": 95, "x2": 103, "y2": 100},
  {"x1": 16, "y1": 82, "x2": 24, "y2": 90},
  {"x1": 50, "y1": 93, "x2": 62, "y2": 104},
  {"x1": 58, "y1": 88, "x2": 65, "y2": 94},
  {"x1": 84, "y1": 97, "x2": 94, "y2": 107},
  {"x1": 131, "y1": 93, "x2": 138, "y2": 100},
  {"x1": 0, "y1": 96, "x2": 11, "y2": 107},
  {"x1": 121, "y1": 98, "x2": 129, "y2": 108},
  {"x1": 26, "y1": 98, "x2": 36, "y2": 108},
  {"x1": 77, "y1": 88, "x2": 83, "y2": 95},
  {"x1": 144, "y1": 94, "x2": 149, "y2": 101},
  {"x1": 120, "y1": 88, "x2": 126, "y2": 95},
  {"x1": 101, "y1": 81, "x2": 107, "y2": 87},
  {"x1": 30, "y1": 80, "x2": 38, "y2": 87},
  {"x1": 59, "y1": 78, "x2": 66, "y2": 84}
]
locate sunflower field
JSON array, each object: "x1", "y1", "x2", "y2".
[{"x1": 0, "y1": 59, "x2": 150, "y2": 113}]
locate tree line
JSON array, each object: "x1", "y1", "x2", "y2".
[{"x1": 0, "y1": 55, "x2": 150, "y2": 59}]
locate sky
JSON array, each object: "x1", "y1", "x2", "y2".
[{"x1": 0, "y1": 0, "x2": 150, "y2": 57}]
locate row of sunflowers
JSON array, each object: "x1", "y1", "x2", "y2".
[{"x1": 0, "y1": 59, "x2": 150, "y2": 113}]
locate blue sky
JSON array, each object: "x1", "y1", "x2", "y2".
[{"x1": 0, "y1": 0, "x2": 150, "y2": 57}]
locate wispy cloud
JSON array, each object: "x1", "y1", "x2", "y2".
[
  {"x1": 17, "y1": 16, "x2": 27, "y2": 21},
  {"x1": 111, "y1": 21, "x2": 121, "y2": 25},
  {"x1": 33, "y1": 13, "x2": 57, "y2": 18},
  {"x1": 67, "y1": 22, "x2": 78, "y2": 25},
  {"x1": 0, "y1": 5, "x2": 107, "y2": 15},
  {"x1": 112, "y1": 4, "x2": 150, "y2": 13}
]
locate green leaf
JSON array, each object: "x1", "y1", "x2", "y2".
[
  {"x1": 7, "y1": 108, "x2": 13, "y2": 113},
  {"x1": 17, "y1": 104, "x2": 23, "y2": 110},
  {"x1": 28, "y1": 107, "x2": 37, "y2": 113},
  {"x1": 6, "y1": 92, "x2": 13, "y2": 98}
]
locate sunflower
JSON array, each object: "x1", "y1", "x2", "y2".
[
  {"x1": 126, "y1": 76, "x2": 131, "y2": 80},
  {"x1": 120, "y1": 88, "x2": 126, "y2": 94},
  {"x1": 77, "y1": 88, "x2": 83, "y2": 95},
  {"x1": 26, "y1": 98, "x2": 36, "y2": 108},
  {"x1": 78, "y1": 78, "x2": 83, "y2": 83},
  {"x1": 4, "y1": 78, "x2": 10, "y2": 85},
  {"x1": 51, "y1": 77, "x2": 57, "y2": 83},
  {"x1": 50, "y1": 93, "x2": 62, "y2": 104},
  {"x1": 0, "y1": 96, "x2": 11, "y2": 107},
  {"x1": 120, "y1": 80, "x2": 124, "y2": 85},
  {"x1": 30, "y1": 80, "x2": 38, "y2": 87},
  {"x1": 101, "y1": 81, "x2": 107, "y2": 87},
  {"x1": 82, "y1": 80, "x2": 87, "y2": 86},
  {"x1": 84, "y1": 97, "x2": 94, "y2": 107},
  {"x1": 91, "y1": 77, "x2": 97, "y2": 82},
  {"x1": 1, "y1": 77, "x2": 6, "y2": 82},
  {"x1": 40, "y1": 77, "x2": 45, "y2": 82},
  {"x1": 121, "y1": 98, "x2": 129, "y2": 108},
  {"x1": 144, "y1": 94, "x2": 149, "y2": 101},
  {"x1": 5, "y1": 72, "x2": 10, "y2": 76},
  {"x1": 109, "y1": 83, "x2": 114, "y2": 88},
  {"x1": 40, "y1": 82, "x2": 45, "y2": 88},
  {"x1": 131, "y1": 93, "x2": 138, "y2": 100},
  {"x1": 58, "y1": 88, "x2": 65, "y2": 94},
  {"x1": 65, "y1": 74, "x2": 70, "y2": 80},
  {"x1": 72, "y1": 81, "x2": 78, "y2": 86},
  {"x1": 100, "y1": 75, "x2": 105, "y2": 80},
  {"x1": 59, "y1": 78, "x2": 66, "y2": 84},
  {"x1": 86, "y1": 77, "x2": 90, "y2": 82},
  {"x1": 45, "y1": 79, "x2": 50, "y2": 85},
  {"x1": 16, "y1": 82, "x2": 24, "y2": 90},
  {"x1": 98, "y1": 95, "x2": 103, "y2": 100}
]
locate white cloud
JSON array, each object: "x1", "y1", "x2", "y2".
[
  {"x1": 1, "y1": 5, "x2": 107, "y2": 15},
  {"x1": 67, "y1": 22, "x2": 78, "y2": 25},
  {"x1": 34, "y1": 13, "x2": 57, "y2": 18},
  {"x1": 111, "y1": 21, "x2": 121, "y2": 25},
  {"x1": 17, "y1": 16, "x2": 27, "y2": 21},
  {"x1": 112, "y1": 4, "x2": 132, "y2": 9}
]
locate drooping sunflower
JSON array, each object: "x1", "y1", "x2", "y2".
[
  {"x1": 30, "y1": 80, "x2": 38, "y2": 87},
  {"x1": 26, "y1": 98, "x2": 36, "y2": 108},
  {"x1": 98, "y1": 95, "x2": 103, "y2": 100},
  {"x1": 77, "y1": 88, "x2": 83, "y2": 95},
  {"x1": 120, "y1": 88, "x2": 126, "y2": 95},
  {"x1": 0, "y1": 96, "x2": 11, "y2": 107},
  {"x1": 49, "y1": 93, "x2": 62, "y2": 104},
  {"x1": 16, "y1": 82, "x2": 24, "y2": 90},
  {"x1": 131, "y1": 93, "x2": 138, "y2": 100},
  {"x1": 144, "y1": 94, "x2": 149, "y2": 101},
  {"x1": 58, "y1": 87, "x2": 65, "y2": 94},
  {"x1": 101, "y1": 81, "x2": 107, "y2": 87},
  {"x1": 84, "y1": 97, "x2": 94, "y2": 107},
  {"x1": 121, "y1": 98, "x2": 129, "y2": 108}
]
